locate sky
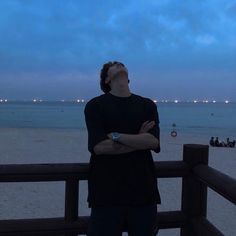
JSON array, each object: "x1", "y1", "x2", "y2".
[{"x1": 0, "y1": 0, "x2": 236, "y2": 101}]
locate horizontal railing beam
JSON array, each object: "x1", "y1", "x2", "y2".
[
  {"x1": 0, "y1": 161, "x2": 189, "y2": 182},
  {"x1": 154, "y1": 161, "x2": 189, "y2": 178},
  {"x1": 0, "y1": 211, "x2": 186, "y2": 235},
  {"x1": 0, "y1": 163, "x2": 89, "y2": 182},
  {"x1": 0, "y1": 217, "x2": 84, "y2": 236},
  {"x1": 193, "y1": 164, "x2": 236, "y2": 204}
]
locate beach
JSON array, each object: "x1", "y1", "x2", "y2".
[{"x1": 0, "y1": 127, "x2": 235, "y2": 236}]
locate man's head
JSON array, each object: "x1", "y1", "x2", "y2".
[{"x1": 100, "y1": 61, "x2": 129, "y2": 93}]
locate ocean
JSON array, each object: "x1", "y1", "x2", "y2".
[{"x1": 0, "y1": 101, "x2": 235, "y2": 139}]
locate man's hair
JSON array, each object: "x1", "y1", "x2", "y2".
[{"x1": 100, "y1": 61, "x2": 125, "y2": 93}]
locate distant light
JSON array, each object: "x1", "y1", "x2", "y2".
[
  {"x1": 0, "y1": 99, "x2": 3, "y2": 102},
  {"x1": 225, "y1": 100, "x2": 229, "y2": 104},
  {"x1": 213, "y1": 100, "x2": 216, "y2": 103},
  {"x1": 165, "y1": 100, "x2": 168, "y2": 103},
  {"x1": 203, "y1": 100, "x2": 209, "y2": 103},
  {"x1": 174, "y1": 100, "x2": 178, "y2": 103},
  {"x1": 153, "y1": 100, "x2": 157, "y2": 103},
  {"x1": 61, "y1": 100, "x2": 65, "y2": 102},
  {"x1": 194, "y1": 100, "x2": 198, "y2": 103},
  {"x1": 77, "y1": 99, "x2": 80, "y2": 103},
  {"x1": 81, "y1": 99, "x2": 85, "y2": 102},
  {"x1": 33, "y1": 99, "x2": 37, "y2": 102},
  {"x1": 39, "y1": 100, "x2": 43, "y2": 102},
  {"x1": 4, "y1": 99, "x2": 7, "y2": 102}
]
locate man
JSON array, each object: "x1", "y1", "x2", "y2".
[{"x1": 84, "y1": 61, "x2": 161, "y2": 236}]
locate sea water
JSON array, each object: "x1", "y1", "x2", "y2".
[{"x1": 0, "y1": 101, "x2": 235, "y2": 139}]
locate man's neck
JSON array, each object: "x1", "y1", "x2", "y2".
[
  {"x1": 109, "y1": 88, "x2": 131, "y2": 98},
  {"x1": 109, "y1": 73, "x2": 131, "y2": 97}
]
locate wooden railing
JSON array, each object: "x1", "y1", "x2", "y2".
[{"x1": 0, "y1": 144, "x2": 235, "y2": 236}]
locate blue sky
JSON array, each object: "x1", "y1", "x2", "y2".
[{"x1": 0, "y1": 0, "x2": 235, "y2": 101}]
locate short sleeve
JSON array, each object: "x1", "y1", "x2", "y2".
[
  {"x1": 84, "y1": 99, "x2": 108, "y2": 155},
  {"x1": 145, "y1": 100, "x2": 161, "y2": 153}
]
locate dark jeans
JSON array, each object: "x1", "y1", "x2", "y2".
[{"x1": 87, "y1": 204, "x2": 159, "y2": 236}]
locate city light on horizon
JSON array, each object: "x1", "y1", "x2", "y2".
[{"x1": 0, "y1": 97, "x2": 235, "y2": 103}]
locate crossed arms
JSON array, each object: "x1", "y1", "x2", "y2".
[{"x1": 94, "y1": 121, "x2": 159, "y2": 155}]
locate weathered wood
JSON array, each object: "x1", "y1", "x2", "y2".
[
  {"x1": 192, "y1": 217, "x2": 224, "y2": 236},
  {"x1": 64, "y1": 179, "x2": 79, "y2": 236},
  {"x1": 0, "y1": 161, "x2": 189, "y2": 182},
  {"x1": 0, "y1": 211, "x2": 186, "y2": 235},
  {"x1": 0, "y1": 217, "x2": 87, "y2": 236},
  {"x1": 156, "y1": 210, "x2": 187, "y2": 229},
  {"x1": 193, "y1": 164, "x2": 236, "y2": 205},
  {"x1": 0, "y1": 163, "x2": 89, "y2": 182},
  {"x1": 181, "y1": 144, "x2": 209, "y2": 236},
  {"x1": 65, "y1": 179, "x2": 79, "y2": 222},
  {"x1": 154, "y1": 161, "x2": 190, "y2": 178}
]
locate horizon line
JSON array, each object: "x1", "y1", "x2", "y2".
[{"x1": 0, "y1": 99, "x2": 235, "y2": 103}]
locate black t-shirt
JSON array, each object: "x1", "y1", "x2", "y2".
[{"x1": 84, "y1": 92, "x2": 161, "y2": 208}]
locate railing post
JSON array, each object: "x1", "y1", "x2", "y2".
[
  {"x1": 181, "y1": 144, "x2": 209, "y2": 236},
  {"x1": 65, "y1": 178, "x2": 79, "y2": 236}
]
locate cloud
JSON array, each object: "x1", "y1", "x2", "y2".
[
  {"x1": 195, "y1": 35, "x2": 217, "y2": 45},
  {"x1": 0, "y1": 0, "x2": 235, "y2": 99}
]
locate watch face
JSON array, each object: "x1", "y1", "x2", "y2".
[{"x1": 112, "y1": 132, "x2": 120, "y2": 141}]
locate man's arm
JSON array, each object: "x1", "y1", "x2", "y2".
[
  {"x1": 94, "y1": 119, "x2": 158, "y2": 155},
  {"x1": 94, "y1": 139, "x2": 136, "y2": 155},
  {"x1": 108, "y1": 132, "x2": 159, "y2": 150}
]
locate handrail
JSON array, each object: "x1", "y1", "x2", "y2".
[
  {"x1": 0, "y1": 161, "x2": 189, "y2": 182},
  {"x1": 193, "y1": 164, "x2": 236, "y2": 204},
  {"x1": 0, "y1": 144, "x2": 235, "y2": 236}
]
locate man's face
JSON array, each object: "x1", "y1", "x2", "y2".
[{"x1": 106, "y1": 62, "x2": 128, "y2": 84}]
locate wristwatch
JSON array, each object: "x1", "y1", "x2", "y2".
[{"x1": 111, "y1": 132, "x2": 121, "y2": 142}]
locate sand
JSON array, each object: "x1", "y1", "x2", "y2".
[{"x1": 0, "y1": 128, "x2": 235, "y2": 236}]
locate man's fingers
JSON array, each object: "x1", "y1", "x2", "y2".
[
  {"x1": 145, "y1": 121, "x2": 155, "y2": 127},
  {"x1": 146, "y1": 124, "x2": 155, "y2": 129},
  {"x1": 146, "y1": 124, "x2": 155, "y2": 128},
  {"x1": 139, "y1": 121, "x2": 155, "y2": 133},
  {"x1": 140, "y1": 121, "x2": 149, "y2": 129},
  {"x1": 143, "y1": 122, "x2": 155, "y2": 131},
  {"x1": 142, "y1": 121, "x2": 149, "y2": 126},
  {"x1": 142, "y1": 121, "x2": 154, "y2": 126}
]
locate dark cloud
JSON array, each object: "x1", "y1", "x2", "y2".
[{"x1": 0, "y1": 0, "x2": 235, "y2": 100}]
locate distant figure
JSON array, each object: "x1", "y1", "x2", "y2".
[
  {"x1": 232, "y1": 140, "x2": 236, "y2": 148},
  {"x1": 210, "y1": 137, "x2": 215, "y2": 146},
  {"x1": 211, "y1": 137, "x2": 235, "y2": 148},
  {"x1": 226, "y1": 138, "x2": 230, "y2": 147},
  {"x1": 84, "y1": 61, "x2": 160, "y2": 236},
  {"x1": 215, "y1": 137, "x2": 220, "y2": 147},
  {"x1": 220, "y1": 141, "x2": 226, "y2": 147},
  {"x1": 227, "y1": 138, "x2": 236, "y2": 148}
]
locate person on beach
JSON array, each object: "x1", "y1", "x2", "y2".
[
  {"x1": 209, "y1": 137, "x2": 215, "y2": 146},
  {"x1": 215, "y1": 137, "x2": 220, "y2": 147},
  {"x1": 84, "y1": 61, "x2": 161, "y2": 236}
]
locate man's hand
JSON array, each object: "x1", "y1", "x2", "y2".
[
  {"x1": 94, "y1": 139, "x2": 136, "y2": 155},
  {"x1": 107, "y1": 120, "x2": 155, "y2": 140},
  {"x1": 139, "y1": 121, "x2": 155, "y2": 133}
]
